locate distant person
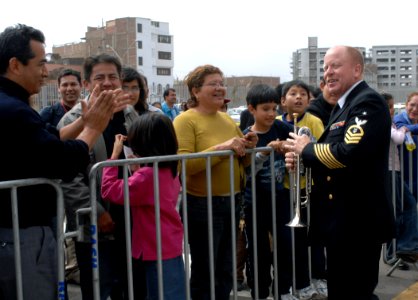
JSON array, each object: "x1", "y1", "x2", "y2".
[
  {"x1": 239, "y1": 108, "x2": 254, "y2": 132},
  {"x1": 0, "y1": 23, "x2": 116, "y2": 300},
  {"x1": 101, "y1": 114, "x2": 185, "y2": 300},
  {"x1": 180, "y1": 100, "x2": 189, "y2": 112},
  {"x1": 121, "y1": 67, "x2": 162, "y2": 115},
  {"x1": 219, "y1": 98, "x2": 231, "y2": 112},
  {"x1": 383, "y1": 92, "x2": 418, "y2": 266},
  {"x1": 39, "y1": 68, "x2": 82, "y2": 128},
  {"x1": 152, "y1": 101, "x2": 162, "y2": 110},
  {"x1": 162, "y1": 88, "x2": 179, "y2": 121},
  {"x1": 173, "y1": 64, "x2": 258, "y2": 300},
  {"x1": 285, "y1": 45, "x2": 395, "y2": 299},
  {"x1": 394, "y1": 92, "x2": 418, "y2": 199}
]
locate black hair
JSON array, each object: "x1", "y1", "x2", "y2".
[
  {"x1": 121, "y1": 67, "x2": 149, "y2": 113},
  {"x1": 0, "y1": 24, "x2": 45, "y2": 75},
  {"x1": 83, "y1": 53, "x2": 122, "y2": 82},
  {"x1": 57, "y1": 68, "x2": 81, "y2": 85},
  {"x1": 380, "y1": 92, "x2": 393, "y2": 102},
  {"x1": 246, "y1": 84, "x2": 279, "y2": 108},
  {"x1": 128, "y1": 113, "x2": 178, "y2": 178},
  {"x1": 163, "y1": 88, "x2": 176, "y2": 98},
  {"x1": 281, "y1": 80, "x2": 310, "y2": 99}
]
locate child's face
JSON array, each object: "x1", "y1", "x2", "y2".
[
  {"x1": 282, "y1": 85, "x2": 309, "y2": 115},
  {"x1": 249, "y1": 102, "x2": 278, "y2": 129}
]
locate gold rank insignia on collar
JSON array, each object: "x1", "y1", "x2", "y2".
[{"x1": 344, "y1": 117, "x2": 367, "y2": 144}]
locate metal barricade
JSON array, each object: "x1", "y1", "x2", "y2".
[
  {"x1": 0, "y1": 178, "x2": 66, "y2": 300},
  {"x1": 383, "y1": 140, "x2": 418, "y2": 276},
  {"x1": 87, "y1": 146, "x2": 290, "y2": 300}
]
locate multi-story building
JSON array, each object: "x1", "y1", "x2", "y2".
[
  {"x1": 370, "y1": 45, "x2": 418, "y2": 101},
  {"x1": 52, "y1": 17, "x2": 174, "y2": 102},
  {"x1": 292, "y1": 37, "x2": 418, "y2": 102}
]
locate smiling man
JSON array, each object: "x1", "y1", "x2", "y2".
[{"x1": 285, "y1": 45, "x2": 395, "y2": 300}]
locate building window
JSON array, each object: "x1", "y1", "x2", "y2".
[
  {"x1": 138, "y1": 57, "x2": 143, "y2": 66},
  {"x1": 157, "y1": 68, "x2": 171, "y2": 76},
  {"x1": 157, "y1": 84, "x2": 162, "y2": 95},
  {"x1": 376, "y1": 58, "x2": 388, "y2": 63},
  {"x1": 137, "y1": 41, "x2": 142, "y2": 49},
  {"x1": 151, "y1": 21, "x2": 160, "y2": 28},
  {"x1": 158, "y1": 51, "x2": 172, "y2": 60},
  {"x1": 137, "y1": 23, "x2": 142, "y2": 33},
  {"x1": 158, "y1": 35, "x2": 171, "y2": 44}
]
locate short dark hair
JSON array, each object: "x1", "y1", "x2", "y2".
[
  {"x1": 380, "y1": 92, "x2": 393, "y2": 102},
  {"x1": 282, "y1": 80, "x2": 310, "y2": 99},
  {"x1": 246, "y1": 84, "x2": 279, "y2": 108},
  {"x1": 163, "y1": 88, "x2": 176, "y2": 99},
  {"x1": 128, "y1": 113, "x2": 178, "y2": 177},
  {"x1": 0, "y1": 24, "x2": 45, "y2": 75},
  {"x1": 83, "y1": 53, "x2": 122, "y2": 82},
  {"x1": 57, "y1": 69, "x2": 81, "y2": 86}
]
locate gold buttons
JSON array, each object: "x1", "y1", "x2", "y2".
[
  {"x1": 328, "y1": 194, "x2": 333, "y2": 200},
  {"x1": 327, "y1": 176, "x2": 331, "y2": 182}
]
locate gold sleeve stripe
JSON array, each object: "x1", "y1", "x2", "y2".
[
  {"x1": 316, "y1": 145, "x2": 342, "y2": 169},
  {"x1": 314, "y1": 144, "x2": 346, "y2": 169}
]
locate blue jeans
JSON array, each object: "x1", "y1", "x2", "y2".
[
  {"x1": 182, "y1": 194, "x2": 239, "y2": 300},
  {"x1": 142, "y1": 255, "x2": 186, "y2": 300},
  {"x1": 391, "y1": 171, "x2": 418, "y2": 252}
]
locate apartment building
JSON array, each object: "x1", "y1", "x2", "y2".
[
  {"x1": 370, "y1": 45, "x2": 418, "y2": 101},
  {"x1": 52, "y1": 17, "x2": 174, "y2": 102}
]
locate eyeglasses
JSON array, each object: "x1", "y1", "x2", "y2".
[
  {"x1": 202, "y1": 82, "x2": 226, "y2": 89},
  {"x1": 122, "y1": 86, "x2": 140, "y2": 92}
]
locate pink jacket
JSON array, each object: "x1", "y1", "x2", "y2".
[{"x1": 101, "y1": 163, "x2": 183, "y2": 260}]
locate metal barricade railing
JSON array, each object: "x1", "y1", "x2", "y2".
[
  {"x1": 87, "y1": 147, "x2": 286, "y2": 300},
  {"x1": 0, "y1": 178, "x2": 66, "y2": 300},
  {"x1": 383, "y1": 140, "x2": 418, "y2": 276}
]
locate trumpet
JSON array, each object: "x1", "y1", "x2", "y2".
[{"x1": 287, "y1": 114, "x2": 313, "y2": 228}]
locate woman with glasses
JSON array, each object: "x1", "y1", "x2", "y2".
[
  {"x1": 173, "y1": 64, "x2": 258, "y2": 300},
  {"x1": 121, "y1": 67, "x2": 162, "y2": 115}
]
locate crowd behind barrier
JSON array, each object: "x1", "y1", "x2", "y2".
[{"x1": 2, "y1": 143, "x2": 417, "y2": 299}]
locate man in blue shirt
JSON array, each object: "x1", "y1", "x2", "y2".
[{"x1": 162, "y1": 88, "x2": 179, "y2": 120}]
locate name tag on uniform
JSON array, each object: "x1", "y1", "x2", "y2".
[{"x1": 330, "y1": 121, "x2": 345, "y2": 131}]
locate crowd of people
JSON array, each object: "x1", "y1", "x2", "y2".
[{"x1": 1, "y1": 23, "x2": 418, "y2": 300}]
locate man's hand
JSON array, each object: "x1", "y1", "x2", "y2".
[
  {"x1": 285, "y1": 132, "x2": 311, "y2": 155},
  {"x1": 112, "y1": 88, "x2": 135, "y2": 113},
  {"x1": 81, "y1": 87, "x2": 115, "y2": 134}
]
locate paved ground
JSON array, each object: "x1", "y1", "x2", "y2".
[{"x1": 68, "y1": 257, "x2": 418, "y2": 299}]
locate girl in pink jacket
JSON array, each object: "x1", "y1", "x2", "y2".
[{"x1": 101, "y1": 113, "x2": 185, "y2": 300}]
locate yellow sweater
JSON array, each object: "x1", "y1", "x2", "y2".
[
  {"x1": 173, "y1": 110, "x2": 248, "y2": 197},
  {"x1": 277, "y1": 112, "x2": 324, "y2": 189}
]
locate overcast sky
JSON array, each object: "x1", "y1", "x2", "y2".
[{"x1": 1, "y1": 0, "x2": 416, "y2": 82}]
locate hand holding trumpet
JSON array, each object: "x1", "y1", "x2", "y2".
[{"x1": 285, "y1": 132, "x2": 312, "y2": 171}]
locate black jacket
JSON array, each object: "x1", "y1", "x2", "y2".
[
  {"x1": 302, "y1": 81, "x2": 395, "y2": 244},
  {"x1": 306, "y1": 93, "x2": 334, "y2": 127},
  {"x1": 0, "y1": 76, "x2": 90, "y2": 228}
]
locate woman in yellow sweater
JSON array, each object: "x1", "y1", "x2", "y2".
[{"x1": 173, "y1": 64, "x2": 257, "y2": 300}]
